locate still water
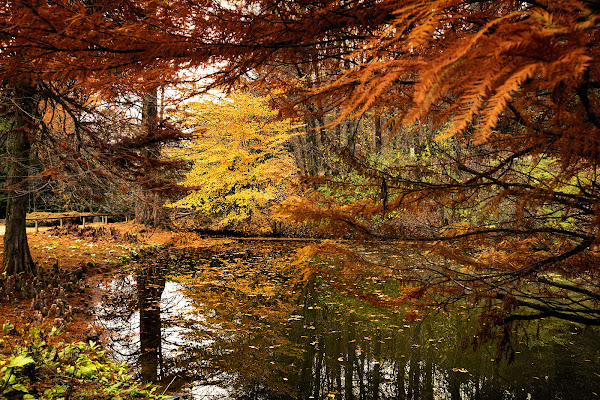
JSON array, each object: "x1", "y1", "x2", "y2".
[{"x1": 95, "y1": 239, "x2": 600, "y2": 400}]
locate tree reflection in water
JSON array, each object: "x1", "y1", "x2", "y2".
[
  {"x1": 96, "y1": 241, "x2": 600, "y2": 400},
  {"x1": 137, "y1": 264, "x2": 165, "y2": 382}
]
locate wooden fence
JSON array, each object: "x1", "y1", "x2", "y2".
[{"x1": 25, "y1": 213, "x2": 129, "y2": 232}]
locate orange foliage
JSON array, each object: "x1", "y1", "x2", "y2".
[
  {"x1": 2, "y1": 0, "x2": 599, "y2": 328},
  {"x1": 258, "y1": 1, "x2": 600, "y2": 328}
]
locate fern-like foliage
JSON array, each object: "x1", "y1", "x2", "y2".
[{"x1": 259, "y1": 0, "x2": 600, "y2": 331}]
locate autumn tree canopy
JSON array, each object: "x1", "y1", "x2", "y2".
[
  {"x1": 168, "y1": 90, "x2": 298, "y2": 234},
  {"x1": 1, "y1": 0, "x2": 599, "y2": 335},
  {"x1": 266, "y1": 0, "x2": 600, "y2": 330},
  {"x1": 0, "y1": 0, "x2": 398, "y2": 274}
]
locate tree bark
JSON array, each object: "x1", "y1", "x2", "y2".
[
  {"x1": 305, "y1": 117, "x2": 320, "y2": 176},
  {"x1": 3, "y1": 83, "x2": 36, "y2": 275},
  {"x1": 135, "y1": 87, "x2": 165, "y2": 227},
  {"x1": 346, "y1": 119, "x2": 358, "y2": 157},
  {"x1": 374, "y1": 114, "x2": 382, "y2": 154}
]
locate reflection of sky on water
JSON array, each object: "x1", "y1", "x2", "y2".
[
  {"x1": 96, "y1": 276, "x2": 238, "y2": 398},
  {"x1": 189, "y1": 380, "x2": 232, "y2": 399},
  {"x1": 94, "y1": 274, "x2": 138, "y2": 361}
]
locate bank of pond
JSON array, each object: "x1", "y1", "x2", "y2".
[{"x1": 95, "y1": 240, "x2": 600, "y2": 400}]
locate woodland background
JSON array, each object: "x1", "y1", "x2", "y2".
[{"x1": 1, "y1": 0, "x2": 599, "y2": 337}]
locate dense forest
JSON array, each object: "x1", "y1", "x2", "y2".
[{"x1": 0, "y1": 0, "x2": 599, "y2": 398}]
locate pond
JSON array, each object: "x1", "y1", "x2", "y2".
[{"x1": 95, "y1": 239, "x2": 600, "y2": 400}]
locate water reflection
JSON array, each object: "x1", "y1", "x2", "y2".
[
  {"x1": 96, "y1": 241, "x2": 600, "y2": 399},
  {"x1": 137, "y1": 264, "x2": 165, "y2": 381}
]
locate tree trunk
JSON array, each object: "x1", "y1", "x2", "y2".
[
  {"x1": 374, "y1": 114, "x2": 382, "y2": 154},
  {"x1": 3, "y1": 84, "x2": 36, "y2": 275},
  {"x1": 135, "y1": 87, "x2": 165, "y2": 227},
  {"x1": 305, "y1": 117, "x2": 320, "y2": 176},
  {"x1": 346, "y1": 119, "x2": 358, "y2": 157}
]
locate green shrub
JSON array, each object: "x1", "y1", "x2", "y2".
[{"x1": 0, "y1": 322, "x2": 164, "y2": 399}]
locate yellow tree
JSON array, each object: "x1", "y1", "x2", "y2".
[{"x1": 170, "y1": 91, "x2": 299, "y2": 234}]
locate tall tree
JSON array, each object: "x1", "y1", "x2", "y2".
[
  {"x1": 135, "y1": 87, "x2": 167, "y2": 227},
  {"x1": 3, "y1": 83, "x2": 37, "y2": 274}
]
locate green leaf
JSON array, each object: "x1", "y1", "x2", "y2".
[
  {"x1": 9, "y1": 355, "x2": 35, "y2": 368},
  {"x1": 2, "y1": 322, "x2": 14, "y2": 333},
  {"x1": 53, "y1": 384, "x2": 68, "y2": 394},
  {"x1": 11, "y1": 383, "x2": 29, "y2": 392},
  {"x1": 79, "y1": 360, "x2": 98, "y2": 378}
]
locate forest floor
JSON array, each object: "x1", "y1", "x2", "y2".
[{"x1": 0, "y1": 221, "x2": 185, "y2": 341}]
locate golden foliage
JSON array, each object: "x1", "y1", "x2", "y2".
[{"x1": 168, "y1": 90, "x2": 300, "y2": 232}]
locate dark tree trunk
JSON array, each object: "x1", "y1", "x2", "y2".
[
  {"x1": 374, "y1": 114, "x2": 382, "y2": 154},
  {"x1": 135, "y1": 87, "x2": 165, "y2": 227},
  {"x1": 3, "y1": 84, "x2": 36, "y2": 276},
  {"x1": 346, "y1": 119, "x2": 358, "y2": 157},
  {"x1": 137, "y1": 264, "x2": 165, "y2": 382},
  {"x1": 344, "y1": 313, "x2": 356, "y2": 400},
  {"x1": 370, "y1": 328, "x2": 382, "y2": 400},
  {"x1": 305, "y1": 117, "x2": 320, "y2": 176}
]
